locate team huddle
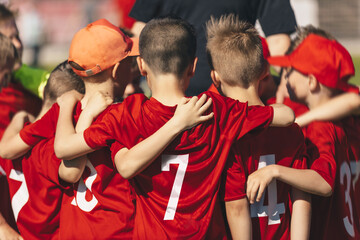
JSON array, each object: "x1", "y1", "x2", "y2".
[{"x1": 0, "y1": 6, "x2": 359, "y2": 240}]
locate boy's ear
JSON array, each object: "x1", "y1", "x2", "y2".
[
  {"x1": 308, "y1": 74, "x2": 319, "y2": 92},
  {"x1": 188, "y1": 57, "x2": 198, "y2": 77},
  {"x1": 136, "y1": 57, "x2": 147, "y2": 76},
  {"x1": 112, "y1": 62, "x2": 120, "y2": 79},
  {"x1": 210, "y1": 70, "x2": 221, "y2": 88}
]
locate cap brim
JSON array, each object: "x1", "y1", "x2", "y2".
[
  {"x1": 267, "y1": 55, "x2": 292, "y2": 67},
  {"x1": 129, "y1": 37, "x2": 139, "y2": 56}
]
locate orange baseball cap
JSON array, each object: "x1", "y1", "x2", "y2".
[
  {"x1": 68, "y1": 19, "x2": 139, "y2": 77},
  {"x1": 267, "y1": 34, "x2": 358, "y2": 93}
]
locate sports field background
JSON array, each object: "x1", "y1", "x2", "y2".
[{"x1": 351, "y1": 55, "x2": 360, "y2": 86}]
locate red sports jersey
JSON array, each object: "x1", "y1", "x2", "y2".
[
  {"x1": 223, "y1": 123, "x2": 307, "y2": 240},
  {"x1": 19, "y1": 102, "x2": 135, "y2": 239},
  {"x1": 305, "y1": 121, "x2": 359, "y2": 240},
  {"x1": 83, "y1": 91, "x2": 274, "y2": 239},
  {"x1": 0, "y1": 82, "x2": 42, "y2": 139},
  {"x1": 0, "y1": 138, "x2": 67, "y2": 239},
  {"x1": 266, "y1": 97, "x2": 309, "y2": 118},
  {"x1": 342, "y1": 116, "x2": 360, "y2": 233},
  {"x1": 0, "y1": 82, "x2": 42, "y2": 232}
]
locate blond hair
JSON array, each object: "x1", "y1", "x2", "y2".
[{"x1": 206, "y1": 14, "x2": 265, "y2": 88}]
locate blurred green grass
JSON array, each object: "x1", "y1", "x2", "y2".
[{"x1": 350, "y1": 55, "x2": 360, "y2": 86}]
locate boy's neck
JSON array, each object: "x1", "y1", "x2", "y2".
[
  {"x1": 224, "y1": 84, "x2": 264, "y2": 106},
  {"x1": 81, "y1": 78, "x2": 115, "y2": 109},
  {"x1": 306, "y1": 91, "x2": 333, "y2": 110},
  {"x1": 149, "y1": 73, "x2": 187, "y2": 106}
]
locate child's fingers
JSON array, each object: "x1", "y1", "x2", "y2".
[
  {"x1": 256, "y1": 184, "x2": 266, "y2": 202},
  {"x1": 188, "y1": 96, "x2": 199, "y2": 106},
  {"x1": 199, "y1": 112, "x2": 214, "y2": 122},
  {"x1": 198, "y1": 98, "x2": 212, "y2": 114},
  {"x1": 194, "y1": 94, "x2": 207, "y2": 108}
]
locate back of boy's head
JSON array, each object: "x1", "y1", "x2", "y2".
[
  {"x1": 0, "y1": 4, "x2": 15, "y2": 23},
  {"x1": 0, "y1": 32, "x2": 17, "y2": 70},
  {"x1": 43, "y1": 60, "x2": 85, "y2": 106},
  {"x1": 68, "y1": 19, "x2": 139, "y2": 82},
  {"x1": 139, "y1": 17, "x2": 197, "y2": 79},
  {"x1": 206, "y1": 14, "x2": 265, "y2": 88}
]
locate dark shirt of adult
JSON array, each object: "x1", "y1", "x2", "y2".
[{"x1": 130, "y1": 0, "x2": 297, "y2": 96}]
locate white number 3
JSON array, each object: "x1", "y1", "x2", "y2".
[{"x1": 161, "y1": 154, "x2": 189, "y2": 220}]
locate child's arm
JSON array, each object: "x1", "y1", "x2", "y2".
[
  {"x1": 0, "y1": 111, "x2": 35, "y2": 159},
  {"x1": 225, "y1": 199, "x2": 252, "y2": 240},
  {"x1": 58, "y1": 91, "x2": 113, "y2": 183},
  {"x1": 114, "y1": 95, "x2": 214, "y2": 179},
  {"x1": 0, "y1": 213, "x2": 23, "y2": 240},
  {"x1": 290, "y1": 188, "x2": 311, "y2": 240},
  {"x1": 53, "y1": 91, "x2": 107, "y2": 160},
  {"x1": 247, "y1": 165, "x2": 332, "y2": 204},
  {"x1": 296, "y1": 92, "x2": 360, "y2": 127},
  {"x1": 269, "y1": 103, "x2": 295, "y2": 127}
]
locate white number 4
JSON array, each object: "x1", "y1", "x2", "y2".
[
  {"x1": 161, "y1": 154, "x2": 189, "y2": 220},
  {"x1": 250, "y1": 154, "x2": 285, "y2": 225}
]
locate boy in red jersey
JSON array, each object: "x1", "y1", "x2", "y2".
[
  {"x1": 0, "y1": 18, "x2": 211, "y2": 239},
  {"x1": 0, "y1": 60, "x2": 84, "y2": 239},
  {"x1": 248, "y1": 33, "x2": 360, "y2": 239},
  {"x1": 0, "y1": 32, "x2": 22, "y2": 239},
  {"x1": 205, "y1": 15, "x2": 311, "y2": 240},
  {"x1": 54, "y1": 17, "x2": 295, "y2": 239}
]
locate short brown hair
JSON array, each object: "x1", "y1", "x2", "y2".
[
  {"x1": 0, "y1": 32, "x2": 17, "y2": 70},
  {"x1": 43, "y1": 61, "x2": 85, "y2": 105},
  {"x1": 287, "y1": 25, "x2": 335, "y2": 54},
  {"x1": 0, "y1": 4, "x2": 15, "y2": 23},
  {"x1": 206, "y1": 14, "x2": 265, "y2": 88},
  {"x1": 139, "y1": 17, "x2": 197, "y2": 79}
]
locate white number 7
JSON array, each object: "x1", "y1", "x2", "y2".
[
  {"x1": 9, "y1": 169, "x2": 29, "y2": 221},
  {"x1": 161, "y1": 154, "x2": 189, "y2": 220}
]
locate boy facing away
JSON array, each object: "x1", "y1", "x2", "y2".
[
  {"x1": 0, "y1": 18, "x2": 211, "y2": 239},
  {"x1": 0, "y1": 60, "x2": 84, "y2": 239},
  {"x1": 206, "y1": 15, "x2": 310, "y2": 240},
  {"x1": 249, "y1": 32, "x2": 359, "y2": 239},
  {"x1": 54, "y1": 17, "x2": 295, "y2": 239}
]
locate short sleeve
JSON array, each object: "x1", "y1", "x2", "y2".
[
  {"x1": 19, "y1": 103, "x2": 59, "y2": 146},
  {"x1": 305, "y1": 122, "x2": 337, "y2": 189},
  {"x1": 221, "y1": 153, "x2": 247, "y2": 202},
  {"x1": 205, "y1": 92, "x2": 273, "y2": 141},
  {"x1": 291, "y1": 143, "x2": 308, "y2": 170},
  {"x1": 83, "y1": 105, "x2": 123, "y2": 149},
  {"x1": 257, "y1": 0, "x2": 297, "y2": 36},
  {"x1": 110, "y1": 141, "x2": 126, "y2": 166},
  {"x1": 129, "y1": 0, "x2": 162, "y2": 23},
  {"x1": 36, "y1": 139, "x2": 71, "y2": 189},
  {"x1": 237, "y1": 105, "x2": 274, "y2": 140}
]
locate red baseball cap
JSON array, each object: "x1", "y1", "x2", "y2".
[
  {"x1": 68, "y1": 19, "x2": 139, "y2": 77},
  {"x1": 268, "y1": 34, "x2": 358, "y2": 93}
]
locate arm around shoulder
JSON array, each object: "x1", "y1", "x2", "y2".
[
  {"x1": 0, "y1": 111, "x2": 33, "y2": 159},
  {"x1": 269, "y1": 103, "x2": 295, "y2": 127}
]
